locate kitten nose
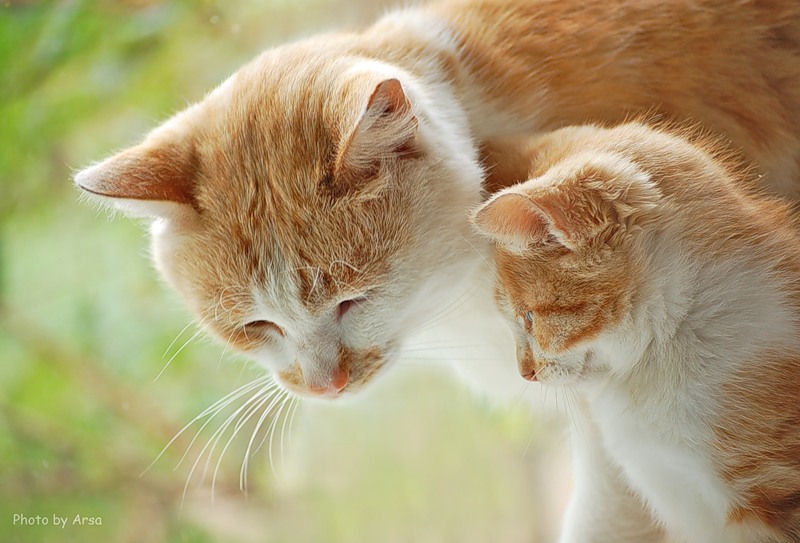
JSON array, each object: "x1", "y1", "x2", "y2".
[
  {"x1": 307, "y1": 364, "x2": 349, "y2": 395},
  {"x1": 518, "y1": 345, "x2": 539, "y2": 381}
]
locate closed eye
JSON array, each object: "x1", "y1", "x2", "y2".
[
  {"x1": 336, "y1": 294, "x2": 370, "y2": 321},
  {"x1": 243, "y1": 320, "x2": 285, "y2": 338}
]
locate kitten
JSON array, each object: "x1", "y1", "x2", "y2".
[
  {"x1": 472, "y1": 121, "x2": 800, "y2": 542},
  {"x1": 75, "y1": 0, "x2": 800, "y2": 401}
]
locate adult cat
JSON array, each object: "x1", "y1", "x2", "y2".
[
  {"x1": 76, "y1": 0, "x2": 800, "y2": 400},
  {"x1": 472, "y1": 121, "x2": 800, "y2": 542}
]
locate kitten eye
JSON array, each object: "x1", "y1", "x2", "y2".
[
  {"x1": 243, "y1": 320, "x2": 285, "y2": 338},
  {"x1": 525, "y1": 311, "x2": 535, "y2": 323},
  {"x1": 336, "y1": 295, "x2": 368, "y2": 321}
]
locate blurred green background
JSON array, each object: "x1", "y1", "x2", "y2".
[{"x1": 1, "y1": 1, "x2": 569, "y2": 542}]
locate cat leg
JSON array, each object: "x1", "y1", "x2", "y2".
[{"x1": 559, "y1": 404, "x2": 664, "y2": 543}]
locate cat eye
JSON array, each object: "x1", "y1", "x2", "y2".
[
  {"x1": 243, "y1": 320, "x2": 285, "y2": 338},
  {"x1": 525, "y1": 311, "x2": 534, "y2": 323},
  {"x1": 336, "y1": 295, "x2": 368, "y2": 321}
]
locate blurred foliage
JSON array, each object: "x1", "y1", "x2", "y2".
[{"x1": 0, "y1": 1, "x2": 566, "y2": 542}]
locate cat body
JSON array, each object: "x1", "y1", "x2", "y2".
[
  {"x1": 76, "y1": 0, "x2": 800, "y2": 402},
  {"x1": 473, "y1": 121, "x2": 800, "y2": 542}
]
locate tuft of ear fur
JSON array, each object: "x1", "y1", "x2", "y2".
[
  {"x1": 330, "y1": 78, "x2": 418, "y2": 197},
  {"x1": 473, "y1": 152, "x2": 661, "y2": 252},
  {"x1": 74, "y1": 123, "x2": 198, "y2": 219}
]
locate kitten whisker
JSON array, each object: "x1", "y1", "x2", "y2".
[{"x1": 510, "y1": 381, "x2": 531, "y2": 413}]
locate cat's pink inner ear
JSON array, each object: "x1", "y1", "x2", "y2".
[
  {"x1": 333, "y1": 78, "x2": 419, "y2": 190},
  {"x1": 524, "y1": 190, "x2": 572, "y2": 242},
  {"x1": 75, "y1": 142, "x2": 198, "y2": 215},
  {"x1": 367, "y1": 78, "x2": 412, "y2": 118},
  {"x1": 473, "y1": 192, "x2": 549, "y2": 246}
]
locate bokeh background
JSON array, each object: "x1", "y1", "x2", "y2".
[{"x1": 1, "y1": 1, "x2": 570, "y2": 542}]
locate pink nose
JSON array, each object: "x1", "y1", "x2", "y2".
[{"x1": 307, "y1": 364, "x2": 349, "y2": 395}]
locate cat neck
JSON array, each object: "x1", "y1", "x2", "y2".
[{"x1": 594, "y1": 224, "x2": 800, "y2": 399}]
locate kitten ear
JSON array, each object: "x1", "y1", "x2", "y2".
[
  {"x1": 473, "y1": 153, "x2": 660, "y2": 252},
  {"x1": 471, "y1": 191, "x2": 552, "y2": 251},
  {"x1": 75, "y1": 126, "x2": 198, "y2": 220},
  {"x1": 331, "y1": 78, "x2": 418, "y2": 196},
  {"x1": 524, "y1": 154, "x2": 661, "y2": 250}
]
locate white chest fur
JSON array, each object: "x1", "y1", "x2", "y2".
[
  {"x1": 575, "y1": 244, "x2": 800, "y2": 542},
  {"x1": 587, "y1": 380, "x2": 732, "y2": 543}
]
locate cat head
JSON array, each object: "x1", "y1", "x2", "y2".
[
  {"x1": 75, "y1": 45, "x2": 484, "y2": 399},
  {"x1": 472, "y1": 132, "x2": 661, "y2": 384}
]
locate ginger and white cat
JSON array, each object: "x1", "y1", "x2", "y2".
[
  {"x1": 472, "y1": 121, "x2": 800, "y2": 542},
  {"x1": 76, "y1": 0, "x2": 800, "y2": 401}
]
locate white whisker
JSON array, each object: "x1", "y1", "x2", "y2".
[
  {"x1": 142, "y1": 375, "x2": 269, "y2": 476},
  {"x1": 155, "y1": 328, "x2": 205, "y2": 382},
  {"x1": 174, "y1": 378, "x2": 274, "y2": 470},
  {"x1": 279, "y1": 397, "x2": 300, "y2": 472},
  {"x1": 456, "y1": 231, "x2": 492, "y2": 271},
  {"x1": 407, "y1": 283, "x2": 480, "y2": 335},
  {"x1": 266, "y1": 394, "x2": 292, "y2": 477},
  {"x1": 239, "y1": 388, "x2": 288, "y2": 493},
  {"x1": 162, "y1": 320, "x2": 197, "y2": 360},
  {"x1": 510, "y1": 381, "x2": 531, "y2": 412},
  {"x1": 211, "y1": 387, "x2": 282, "y2": 501},
  {"x1": 181, "y1": 382, "x2": 276, "y2": 506}
]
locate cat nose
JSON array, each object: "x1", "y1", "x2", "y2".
[
  {"x1": 306, "y1": 363, "x2": 349, "y2": 395},
  {"x1": 518, "y1": 345, "x2": 539, "y2": 382}
]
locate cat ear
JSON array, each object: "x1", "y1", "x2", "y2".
[
  {"x1": 474, "y1": 153, "x2": 660, "y2": 252},
  {"x1": 331, "y1": 78, "x2": 418, "y2": 196},
  {"x1": 472, "y1": 191, "x2": 552, "y2": 251},
  {"x1": 75, "y1": 127, "x2": 198, "y2": 220},
  {"x1": 525, "y1": 155, "x2": 661, "y2": 250}
]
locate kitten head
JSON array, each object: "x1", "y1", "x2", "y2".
[
  {"x1": 75, "y1": 45, "x2": 484, "y2": 399},
  {"x1": 472, "y1": 137, "x2": 660, "y2": 384}
]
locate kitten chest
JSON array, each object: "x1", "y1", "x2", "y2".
[{"x1": 587, "y1": 385, "x2": 734, "y2": 543}]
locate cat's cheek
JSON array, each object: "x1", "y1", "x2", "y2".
[
  {"x1": 148, "y1": 218, "x2": 199, "y2": 300},
  {"x1": 251, "y1": 346, "x2": 295, "y2": 375},
  {"x1": 274, "y1": 364, "x2": 307, "y2": 396}
]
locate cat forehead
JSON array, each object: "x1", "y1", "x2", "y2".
[
  {"x1": 185, "y1": 202, "x2": 399, "y2": 320},
  {"x1": 204, "y1": 49, "x2": 370, "y2": 143},
  {"x1": 495, "y1": 247, "x2": 619, "y2": 297}
]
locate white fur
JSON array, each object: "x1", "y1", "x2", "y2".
[{"x1": 560, "y1": 220, "x2": 800, "y2": 542}]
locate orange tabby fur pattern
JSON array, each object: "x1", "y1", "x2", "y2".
[
  {"x1": 76, "y1": 0, "x2": 800, "y2": 400},
  {"x1": 472, "y1": 121, "x2": 800, "y2": 542}
]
